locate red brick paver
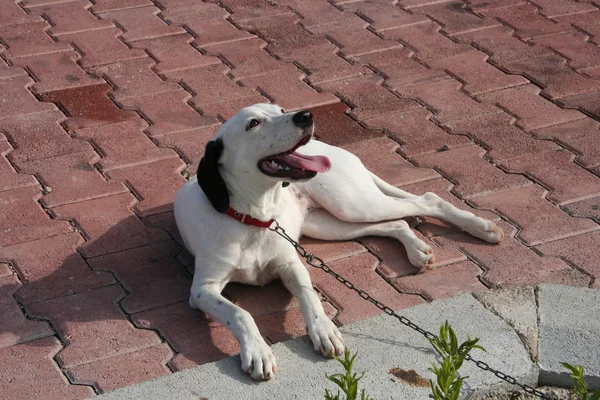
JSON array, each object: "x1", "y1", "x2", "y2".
[{"x1": 1, "y1": 0, "x2": 599, "y2": 397}]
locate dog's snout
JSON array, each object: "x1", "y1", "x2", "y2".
[{"x1": 292, "y1": 110, "x2": 313, "y2": 128}]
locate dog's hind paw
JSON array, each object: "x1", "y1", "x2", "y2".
[
  {"x1": 470, "y1": 220, "x2": 504, "y2": 244},
  {"x1": 407, "y1": 241, "x2": 435, "y2": 270}
]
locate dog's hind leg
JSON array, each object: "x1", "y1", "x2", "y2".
[{"x1": 302, "y1": 209, "x2": 435, "y2": 269}]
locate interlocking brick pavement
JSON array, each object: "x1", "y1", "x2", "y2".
[{"x1": 1, "y1": 0, "x2": 600, "y2": 396}]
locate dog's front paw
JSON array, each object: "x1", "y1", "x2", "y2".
[
  {"x1": 240, "y1": 337, "x2": 277, "y2": 381},
  {"x1": 308, "y1": 316, "x2": 345, "y2": 357},
  {"x1": 406, "y1": 240, "x2": 435, "y2": 271},
  {"x1": 468, "y1": 219, "x2": 504, "y2": 244}
]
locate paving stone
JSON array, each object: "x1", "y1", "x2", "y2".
[
  {"x1": 0, "y1": 111, "x2": 91, "y2": 163},
  {"x1": 414, "y1": 145, "x2": 531, "y2": 199},
  {"x1": 528, "y1": 0, "x2": 596, "y2": 18},
  {"x1": 342, "y1": 137, "x2": 440, "y2": 187},
  {"x1": 0, "y1": 274, "x2": 54, "y2": 348},
  {"x1": 398, "y1": 0, "x2": 456, "y2": 7},
  {"x1": 88, "y1": 58, "x2": 181, "y2": 102},
  {"x1": 0, "y1": 62, "x2": 27, "y2": 80},
  {"x1": 132, "y1": 301, "x2": 240, "y2": 371},
  {"x1": 165, "y1": 64, "x2": 259, "y2": 111},
  {"x1": 59, "y1": 27, "x2": 147, "y2": 68},
  {"x1": 392, "y1": 260, "x2": 486, "y2": 300},
  {"x1": 584, "y1": 66, "x2": 600, "y2": 79},
  {"x1": 562, "y1": 197, "x2": 600, "y2": 223},
  {"x1": 242, "y1": 65, "x2": 339, "y2": 112},
  {"x1": 98, "y1": 6, "x2": 185, "y2": 42},
  {"x1": 88, "y1": 241, "x2": 190, "y2": 313},
  {"x1": 223, "y1": 281, "x2": 299, "y2": 318},
  {"x1": 0, "y1": 21, "x2": 72, "y2": 59},
  {"x1": 398, "y1": 177, "x2": 500, "y2": 238},
  {"x1": 13, "y1": 51, "x2": 103, "y2": 94},
  {"x1": 430, "y1": 51, "x2": 528, "y2": 95},
  {"x1": 105, "y1": 158, "x2": 187, "y2": 216},
  {"x1": 309, "y1": 16, "x2": 403, "y2": 57},
  {"x1": 534, "y1": 31, "x2": 600, "y2": 71},
  {"x1": 445, "y1": 113, "x2": 559, "y2": 163},
  {"x1": 16, "y1": 150, "x2": 128, "y2": 207},
  {"x1": 38, "y1": 84, "x2": 139, "y2": 130},
  {"x1": 393, "y1": 79, "x2": 501, "y2": 125},
  {"x1": 557, "y1": 90, "x2": 600, "y2": 121},
  {"x1": 477, "y1": 84, "x2": 585, "y2": 131},
  {"x1": 479, "y1": 3, "x2": 573, "y2": 39},
  {"x1": 0, "y1": 137, "x2": 38, "y2": 192},
  {"x1": 237, "y1": 13, "x2": 327, "y2": 56},
  {"x1": 299, "y1": 237, "x2": 367, "y2": 263},
  {"x1": 199, "y1": 95, "x2": 271, "y2": 121},
  {"x1": 536, "y1": 231, "x2": 600, "y2": 287},
  {"x1": 277, "y1": 43, "x2": 370, "y2": 85},
  {"x1": 281, "y1": 0, "x2": 352, "y2": 29},
  {"x1": 128, "y1": 33, "x2": 220, "y2": 74},
  {"x1": 205, "y1": 38, "x2": 288, "y2": 80},
  {"x1": 361, "y1": 235, "x2": 466, "y2": 279},
  {"x1": 319, "y1": 74, "x2": 420, "y2": 121},
  {"x1": 73, "y1": 119, "x2": 177, "y2": 171},
  {"x1": 90, "y1": 0, "x2": 153, "y2": 13},
  {"x1": 50, "y1": 193, "x2": 171, "y2": 258},
  {"x1": 339, "y1": 0, "x2": 429, "y2": 32},
  {"x1": 28, "y1": 285, "x2": 162, "y2": 368},
  {"x1": 216, "y1": 0, "x2": 288, "y2": 23},
  {"x1": 120, "y1": 91, "x2": 219, "y2": 137},
  {"x1": 470, "y1": 185, "x2": 599, "y2": 246},
  {"x1": 3, "y1": 233, "x2": 116, "y2": 304},
  {"x1": 413, "y1": 1, "x2": 499, "y2": 35},
  {"x1": 434, "y1": 221, "x2": 590, "y2": 288},
  {"x1": 503, "y1": 54, "x2": 600, "y2": 99},
  {"x1": 0, "y1": 76, "x2": 57, "y2": 121},
  {"x1": 381, "y1": 22, "x2": 473, "y2": 62},
  {"x1": 537, "y1": 284, "x2": 600, "y2": 389},
  {"x1": 257, "y1": 302, "x2": 338, "y2": 344},
  {"x1": 163, "y1": 7, "x2": 253, "y2": 48},
  {"x1": 501, "y1": 149, "x2": 600, "y2": 206},
  {"x1": 309, "y1": 102, "x2": 385, "y2": 147},
  {"x1": 554, "y1": 9, "x2": 600, "y2": 38},
  {"x1": 473, "y1": 286, "x2": 538, "y2": 359},
  {"x1": 67, "y1": 343, "x2": 174, "y2": 392},
  {"x1": 154, "y1": 125, "x2": 219, "y2": 173},
  {"x1": 455, "y1": 25, "x2": 551, "y2": 67},
  {"x1": 365, "y1": 107, "x2": 471, "y2": 157},
  {"x1": 0, "y1": 0, "x2": 42, "y2": 27},
  {"x1": 0, "y1": 337, "x2": 94, "y2": 399},
  {"x1": 350, "y1": 47, "x2": 448, "y2": 89},
  {"x1": 0, "y1": 263, "x2": 12, "y2": 278},
  {"x1": 25, "y1": 0, "x2": 114, "y2": 36},
  {"x1": 0, "y1": 186, "x2": 72, "y2": 247},
  {"x1": 309, "y1": 252, "x2": 425, "y2": 325}
]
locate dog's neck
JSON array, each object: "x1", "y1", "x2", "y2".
[{"x1": 221, "y1": 169, "x2": 285, "y2": 221}]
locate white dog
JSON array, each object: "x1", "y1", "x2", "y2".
[{"x1": 174, "y1": 104, "x2": 503, "y2": 380}]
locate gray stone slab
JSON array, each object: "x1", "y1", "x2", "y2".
[
  {"x1": 537, "y1": 284, "x2": 600, "y2": 390},
  {"x1": 473, "y1": 286, "x2": 538, "y2": 361},
  {"x1": 97, "y1": 294, "x2": 536, "y2": 400}
]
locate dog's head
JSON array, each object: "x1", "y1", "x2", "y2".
[{"x1": 197, "y1": 103, "x2": 331, "y2": 213}]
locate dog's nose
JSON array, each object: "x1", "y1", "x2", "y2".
[{"x1": 292, "y1": 110, "x2": 313, "y2": 128}]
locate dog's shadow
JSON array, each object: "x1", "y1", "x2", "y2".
[{"x1": 4, "y1": 203, "x2": 396, "y2": 388}]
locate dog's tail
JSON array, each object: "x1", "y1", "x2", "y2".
[{"x1": 368, "y1": 172, "x2": 418, "y2": 199}]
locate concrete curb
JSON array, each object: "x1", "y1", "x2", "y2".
[{"x1": 96, "y1": 284, "x2": 599, "y2": 399}]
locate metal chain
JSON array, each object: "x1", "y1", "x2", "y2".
[{"x1": 270, "y1": 221, "x2": 552, "y2": 400}]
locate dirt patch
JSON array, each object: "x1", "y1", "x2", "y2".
[{"x1": 389, "y1": 368, "x2": 429, "y2": 387}]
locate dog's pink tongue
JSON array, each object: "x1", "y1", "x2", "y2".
[{"x1": 283, "y1": 152, "x2": 331, "y2": 173}]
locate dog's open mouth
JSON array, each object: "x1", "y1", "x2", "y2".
[{"x1": 258, "y1": 135, "x2": 331, "y2": 180}]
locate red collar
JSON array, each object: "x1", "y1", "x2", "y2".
[{"x1": 226, "y1": 207, "x2": 275, "y2": 228}]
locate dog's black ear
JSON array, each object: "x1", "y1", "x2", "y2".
[{"x1": 197, "y1": 138, "x2": 229, "y2": 213}]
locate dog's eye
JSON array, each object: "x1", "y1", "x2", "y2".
[
  {"x1": 246, "y1": 119, "x2": 260, "y2": 130},
  {"x1": 280, "y1": 108, "x2": 285, "y2": 114}
]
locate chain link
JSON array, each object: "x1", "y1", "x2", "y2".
[{"x1": 270, "y1": 221, "x2": 552, "y2": 400}]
